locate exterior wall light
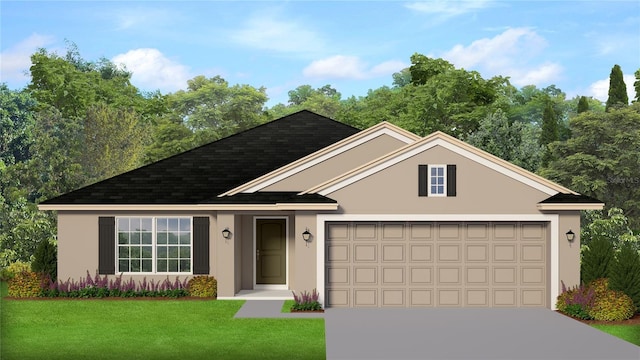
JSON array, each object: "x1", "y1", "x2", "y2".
[
  {"x1": 566, "y1": 230, "x2": 575, "y2": 243},
  {"x1": 302, "y1": 229, "x2": 312, "y2": 242},
  {"x1": 222, "y1": 228, "x2": 232, "y2": 239}
]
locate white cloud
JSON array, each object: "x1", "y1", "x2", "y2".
[
  {"x1": 303, "y1": 55, "x2": 406, "y2": 80},
  {"x1": 405, "y1": 0, "x2": 493, "y2": 18},
  {"x1": 0, "y1": 34, "x2": 55, "y2": 84},
  {"x1": 588, "y1": 74, "x2": 637, "y2": 103},
  {"x1": 230, "y1": 15, "x2": 326, "y2": 56},
  {"x1": 438, "y1": 27, "x2": 563, "y2": 86},
  {"x1": 112, "y1": 48, "x2": 191, "y2": 92}
]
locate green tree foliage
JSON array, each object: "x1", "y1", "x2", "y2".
[
  {"x1": 31, "y1": 239, "x2": 57, "y2": 281},
  {"x1": 169, "y1": 75, "x2": 268, "y2": 146},
  {"x1": 577, "y1": 96, "x2": 589, "y2": 114},
  {"x1": 581, "y1": 237, "x2": 615, "y2": 285},
  {"x1": 634, "y1": 69, "x2": 640, "y2": 103},
  {"x1": 82, "y1": 103, "x2": 148, "y2": 182},
  {"x1": 266, "y1": 84, "x2": 343, "y2": 120},
  {"x1": 143, "y1": 117, "x2": 194, "y2": 163},
  {"x1": 605, "y1": 64, "x2": 628, "y2": 111},
  {"x1": 0, "y1": 85, "x2": 37, "y2": 165},
  {"x1": 581, "y1": 208, "x2": 640, "y2": 249},
  {"x1": 391, "y1": 68, "x2": 412, "y2": 88},
  {"x1": 466, "y1": 109, "x2": 543, "y2": 172},
  {"x1": 541, "y1": 103, "x2": 640, "y2": 229},
  {"x1": 608, "y1": 241, "x2": 640, "y2": 311}
]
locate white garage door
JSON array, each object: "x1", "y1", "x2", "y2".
[{"x1": 325, "y1": 222, "x2": 548, "y2": 307}]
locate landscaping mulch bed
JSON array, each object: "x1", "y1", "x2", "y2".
[
  {"x1": 290, "y1": 309, "x2": 324, "y2": 313},
  {"x1": 3, "y1": 296, "x2": 217, "y2": 301},
  {"x1": 556, "y1": 311, "x2": 640, "y2": 325}
]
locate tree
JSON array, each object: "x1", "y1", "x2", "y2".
[
  {"x1": 0, "y1": 85, "x2": 37, "y2": 165},
  {"x1": 608, "y1": 241, "x2": 640, "y2": 311},
  {"x1": 81, "y1": 103, "x2": 148, "y2": 183},
  {"x1": 606, "y1": 64, "x2": 628, "y2": 111},
  {"x1": 392, "y1": 68, "x2": 412, "y2": 88},
  {"x1": 634, "y1": 69, "x2": 640, "y2": 103},
  {"x1": 580, "y1": 236, "x2": 614, "y2": 285},
  {"x1": 581, "y1": 208, "x2": 639, "y2": 250},
  {"x1": 466, "y1": 109, "x2": 543, "y2": 172},
  {"x1": 541, "y1": 103, "x2": 640, "y2": 229},
  {"x1": 577, "y1": 96, "x2": 590, "y2": 114},
  {"x1": 31, "y1": 239, "x2": 57, "y2": 281}
]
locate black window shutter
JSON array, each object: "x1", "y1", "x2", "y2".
[
  {"x1": 98, "y1": 217, "x2": 116, "y2": 275},
  {"x1": 193, "y1": 217, "x2": 210, "y2": 275},
  {"x1": 418, "y1": 165, "x2": 428, "y2": 197},
  {"x1": 447, "y1": 164, "x2": 457, "y2": 197}
]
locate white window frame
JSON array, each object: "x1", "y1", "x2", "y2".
[
  {"x1": 115, "y1": 216, "x2": 193, "y2": 275},
  {"x1": 428, "y1": 164, "x2": 447, "y2": 197}
]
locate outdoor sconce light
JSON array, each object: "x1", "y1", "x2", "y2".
[
  {"x1": 222, "y1": 228, "x2": 232, "y2": 239},
  {"x1": 566, "y1": 230, "x2": 575, "y2": 243},
  {"x1": 302, "y1": 229, "x2": 312, "y2": 242}
]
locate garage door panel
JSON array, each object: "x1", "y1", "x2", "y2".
[
  {"x1": 326, "y1": 221, "x2": 547, "y2": 308},
  {"x1": 382, "y1": 223, "x2": 405, "y2": 241},
  {"x1": 410, "y1": 244, "x2": 432, "y2": 262},
  {"x1": 354, "y1": 244, "x2": 377, "y2": 262},
  {"x1": 354, "y1": 267, "x2": 377, "y2": 285},
  {"x1": 382, "y1": 289, "x2": 405, "y2": 306},
  {"x1": 354, "y1": 223, "x2": 377, "y2": 241},
  {"x1": 409, "y1": 223, "x2": 433, "y2": 240},
  {"x1": 354, "y1": 289, "x2": 378, "y2": 306},
  {"x1": 382, "y1": 267, "x2": 405, "y2": 285},
  {"x1": 381, "y1": 244, "x2": 405, "y2": 262}
]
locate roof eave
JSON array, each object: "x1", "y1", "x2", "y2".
[
  {"x1": 537, "y1": 203, "x2": 605, "y2": 211},
  {"x1": 38, "y1": 203, "x2": 339, "y2": 212}
]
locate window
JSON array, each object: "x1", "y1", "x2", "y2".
[
  {"x1": 428, "y1": 165, "x2": 446, "y2": 196},
  {"x1": 116, "y1": 217, "x2": 192, "y2": 273}
]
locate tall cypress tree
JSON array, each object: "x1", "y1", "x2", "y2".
[
  {"x1": 634, "y1": 68, "x2": 640, "y2": 103},
  {"x1": 609, "y1": 242, "x2": 640, "y2": 311},
  {"x1": 577, "y1": 96, "x2": 589, "y2": 113},
  {"x1": 605, "y1": 64, "x2": 628, "y2": 111}
]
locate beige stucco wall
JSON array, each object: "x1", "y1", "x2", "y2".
[
  {"x1": 57, "y1": 210, "x2": 216, "y2": 284},
  {"x1": 557, "y1": 211, "x2": 581, "y2": 293},
  {"x1": 293, "y1": 211, "x2": 319, "y2": 294},
  {"x1": 264, "y1": 134, "x2": 407, "y2": 191},
  {"x1": 328, "y1": 145, "x2": 551, "y2": 214}
]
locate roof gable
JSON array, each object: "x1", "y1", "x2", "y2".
[
  {"x1": 40, "y1": 110, "x2": 359, "y2": 205},
  {"x1": 303, "y1": 131, "x2": 576, "y2": 197},
  {"x1": 220, "y1": 121, "x2": 420, "y2": 196}
]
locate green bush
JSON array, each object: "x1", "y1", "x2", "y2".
[
  {"x1": 187, "y1": 276, "x2": 217, "y2": 298},
  {"x1": 0, "y1": 261, "x2": 32, "y2": 281},
  {"x1": 608, "y1": 242, "x2": 640, "y2": 312},
  {"x1": 8, "y1": 271, "x2": 43, "y2": 298},
  {"x1": 589, "y1": 289, "x2": 636, "y2": 321},
  {"x1": 555, "y1": 281, "x2": 595, "y2": 319},
  {"x1": 31, "y1": 239, "x2": 57, "y2": 282},
  {"x1": 564, "y1": 303, "x2": 591, "y2": 320},
  {"x1": 581, "y1": 237, "x2": 614, "y2": 285}
]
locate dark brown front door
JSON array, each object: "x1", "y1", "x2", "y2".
[{"x1": 256, "y1": 219, "x2": 286, "y2": 285}]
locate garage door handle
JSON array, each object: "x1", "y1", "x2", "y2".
[{"x1": 256, "y1": 249, "x2": 260, "y2": 261}]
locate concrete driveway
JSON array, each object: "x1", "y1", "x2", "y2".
[{"x1": 324, "y1": 308, "x2": 640, "y2": 360}]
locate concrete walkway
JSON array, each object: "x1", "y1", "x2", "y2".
[{"x1": 234, "y1": 300, "x2": 325, "y2": 318}]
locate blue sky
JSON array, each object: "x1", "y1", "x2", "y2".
[{"x1": 1, "y1": 1, "x2": 638, "y2": 106}]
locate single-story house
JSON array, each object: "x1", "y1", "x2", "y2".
[{"x1": 39, "y1": 110, "x2": 603, "y2": 308}]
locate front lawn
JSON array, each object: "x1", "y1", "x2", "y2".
[
  {"x1": 591, "y1": 324, "x2": 640, "y2": 346},
  {"x1": 0, "y1": 282, "x2": 325, "y2": 360}
]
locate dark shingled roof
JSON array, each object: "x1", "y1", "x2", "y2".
[
  {"x1": 538, "y1": 193, "x2": 604, "y2": 204},
  {"x1": 41, "y1": 110, "x2": 360, "y2": 205}
]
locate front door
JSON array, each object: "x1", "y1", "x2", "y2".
[{"x1": 256, "y1": 219, "x2": 286, "y2": 285}]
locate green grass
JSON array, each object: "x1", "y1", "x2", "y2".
[
  {"x1": 591, "y1": 324, "x2": 640, "y2": 346},
  {"x1": 1, "y1": 282, "x2": 325, "y2": 360},
  {"x1": 281, "y1": 299, "x2": 295, "y2": 313}
]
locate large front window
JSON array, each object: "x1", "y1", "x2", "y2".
[{"x1": 117, "y1": 217, "x2": 192, "y2": 273}]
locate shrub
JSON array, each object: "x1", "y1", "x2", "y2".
[
  {"x1": 31, "y1": 239, "x2": 57, "y2": 282},
  {"x1": 187, "y1": 276, "x2": 217, "y2": 298},
  {"x1": 580, "y1": 236, "x2": 614, "y2": 285},
  {"x1": 556, "y1": 281, "x2": 596, "y2": 319},
  {"x1": 8, "y1": 270, "x2": 42, "y2": 298},
  {"x1": 608, "y1": 242, "x2": 640, "y2": 312},
  {"x1": 291, "y1": 289, "x2": 322, "y2": 311},
  {"x1": 589, "y1": 289, "x2": 636, "y2": 321},
  {"x1": 0, "y1": 261, "x2": 32, "y2": 281}
]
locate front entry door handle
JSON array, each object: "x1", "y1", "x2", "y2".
[{"x1": 256, "y1": 249, "x2": 260, "y2": 261}]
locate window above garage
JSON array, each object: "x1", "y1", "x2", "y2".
[{"x1": 419, "y1": 164, "x2": 456, "y2": 197}]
